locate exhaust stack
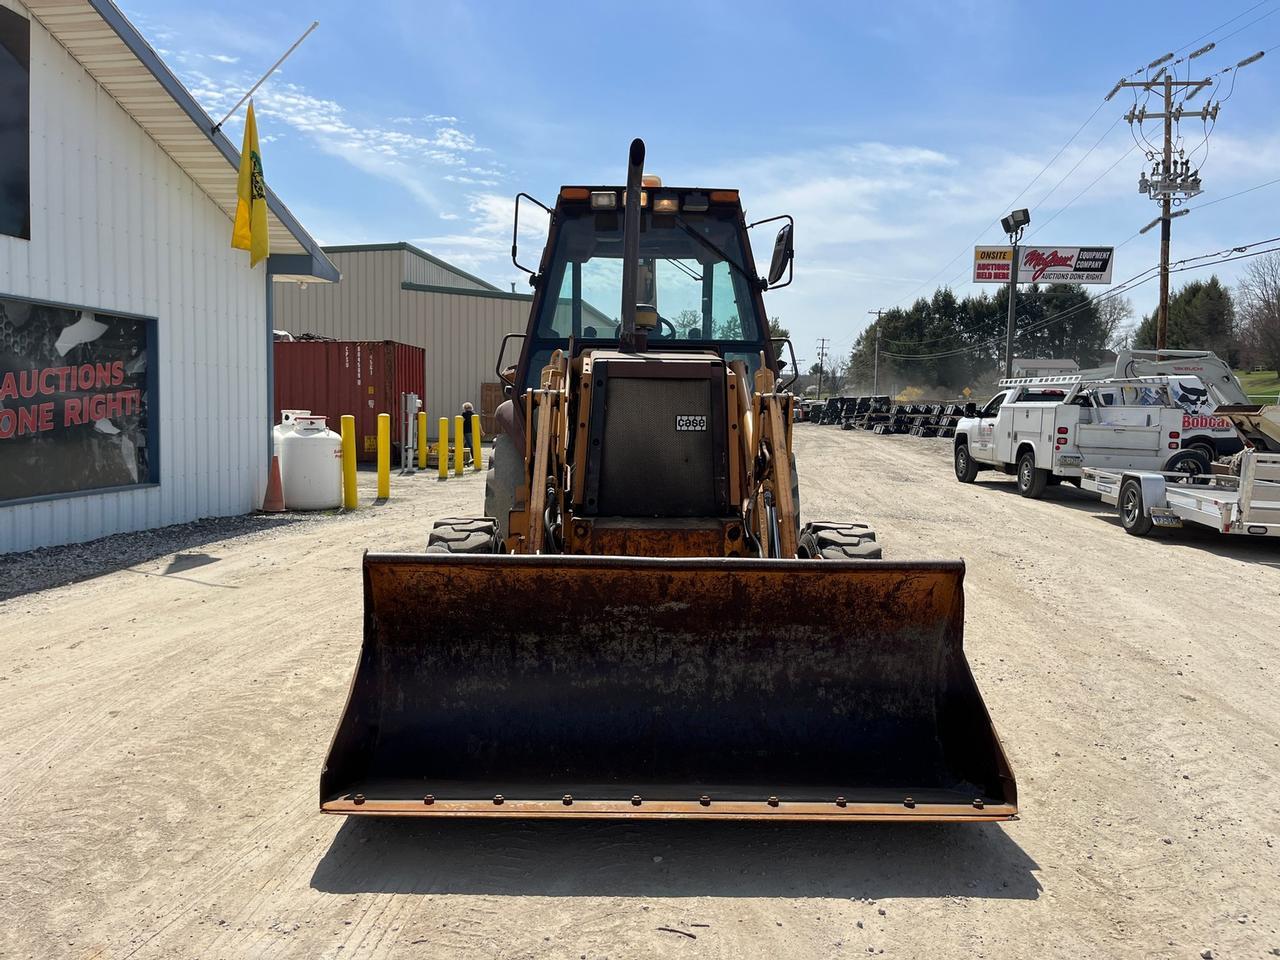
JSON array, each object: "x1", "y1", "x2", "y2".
[{"x1": 619, "y1": 137, "x2": 645, "y2": 353}]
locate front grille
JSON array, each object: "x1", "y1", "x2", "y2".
[{"x1": 592, "y1": 376, "x2": 719, "y2": 517}]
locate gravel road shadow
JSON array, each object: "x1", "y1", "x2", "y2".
[
  {"x1": 974, "y1": 479, "x2": 1280, "y2": 567},
  {"x1": 0, "y1": 514, "x2": 312, "y2": 602},
  {"x1": 972, "y1": 479, "x2": 1112, "y2": 517},
  {"x1": 311, "y1": 818, "x2": 1040, "y2": 900}
]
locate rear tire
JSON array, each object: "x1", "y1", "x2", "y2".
[
  {"x1": 798, "y1": 521, "x2": 882, "y2": 560},
  {"x1": 1016, "y1": 449, "x2": 1048, "y2": 499},
  {"x1": 1119, "y1": 479, "x2": 1154, "y2": 537},
  {"x1": 1166, "y1": 448, "x2": 1210, "y2": 481},
  {"x1": 954, "y1": 443, "x2": 979, "y2": 483},
  {"x1": 1186, "y1": 441, "x2": 1216, "y2": 463},
  {"x1": 427, "y1": 517, "x2": 500, "y2": 554}
]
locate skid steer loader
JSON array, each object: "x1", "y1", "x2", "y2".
[{"x1": 321, "y1": 140, "x2": 1017, "y2": 821}]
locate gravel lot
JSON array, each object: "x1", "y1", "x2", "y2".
[{"x1": 2, "y1": 429, "x2": 1277, "y2": 959}]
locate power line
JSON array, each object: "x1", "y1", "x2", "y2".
[
  {"x1": 876, "y1": 233, "x2": 1280, "y2": 362},
  {"x1": 867, "y1": 170, "x2": 1280, "y2": 352},
  {"x1": 849, "y1": 8, "x2": 1276, "y2": 352},
  {"x1": 1187, "y1": 174, "x2": 1280, "y2": 211},
  {"x1": 1214, "y1": 4, "x2": 1280, "y2": 45},
  {"x1": 1024, "y1": 142, "x2": 1139, "y2": 241},
  {"x1": 1172, "y1": 0, "x2": 1276, "y2": 55},
  {"x1": 885, "y1": 101, "x2": 1111, "y2": 311}
]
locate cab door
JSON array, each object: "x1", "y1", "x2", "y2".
[{"x1": 971, "y1": 391, "x2": 1007, "y2": 463}]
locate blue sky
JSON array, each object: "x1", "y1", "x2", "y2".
[{"x1": 124, "y1": 0, "x2": 1280, "y2": 361}]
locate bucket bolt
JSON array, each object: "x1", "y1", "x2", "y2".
[
  {"x1": 562, "y1": 795, "x2": 573, "y2": 805},
  {"x1": 353, "y1": 794, "x2": 365, "y2": 805},
  {"x1": 903, "y1": 797, "x2": 916, "y2": 809},
  {"x1": 835, "y1": 797, "x2": 847, "y2": 807},
  {"x1": 493, "y1": 795, "x2": 504, "y2": 805},
  {"x1": 423, "y1": 795, "x2": 435, "y2": 805},
  {"x1": 699, "y1": 795, "x2": 711, "y2": 806},
  {"x1": 767, "y1": 796, "x2": 779, "y2": 807},
  {"x1": 631, "y1": 796, "x2": 642, "y2": 806}
]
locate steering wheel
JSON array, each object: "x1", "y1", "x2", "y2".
[{"x1": 654, "y1": 315, "x2": 678, "y2": 339}]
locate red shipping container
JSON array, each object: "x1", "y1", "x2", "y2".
[{"x1": 274, "y1": 340, "x2": 426, "y2": 462}]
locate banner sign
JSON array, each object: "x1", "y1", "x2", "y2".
[
  {"x1": 0, "y1": 294, "x2": 156, "y2": 504},
  {"x1": 973, "y1": 246, "x2": 1115, "y2": 284}
]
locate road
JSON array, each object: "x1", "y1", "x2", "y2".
[{"x1": 2, "y1": 428, "x2": 1277, "y2": 959}]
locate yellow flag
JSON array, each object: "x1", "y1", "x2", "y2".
[{"x1": 231, "y1": 101, "x2": 269, "y2": 267}]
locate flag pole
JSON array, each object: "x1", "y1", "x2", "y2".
[{"x1": 211, "y1": 20, "x2": 319, "y2": 132}]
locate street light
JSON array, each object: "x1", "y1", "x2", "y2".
[
  {"x1": 1000, "y1": 208, "x2": 1030, "y2": 240},
  {"x1": 1002, "y1": 209, "x2": 1031, "y2": 378}
]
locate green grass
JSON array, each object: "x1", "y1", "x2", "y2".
[{"x1": 1234, "y1": 368, "x2": 1280, "y2": 401}]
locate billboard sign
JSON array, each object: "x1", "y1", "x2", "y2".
[
  {"x1": 973, "y1": 246, "x2": 1114, "y2": 284},
  {"x1": 0, "y1": 294, "x2": 157, "y2": 504}
]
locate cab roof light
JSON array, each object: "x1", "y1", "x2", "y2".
[
  {"x1": 622, "y1": 189, "x2": 649, "y2": 208},
  {"x1": 709, "y1": 189, "x2": 739, "y2": 203},
  {"x1": 589, "y1": 190, "x2": 618, "y2": 210},
  {"x1": 561, "y1": 187, "x2": 590, "y2": 201},
  {"x1": 653, "y1": 192, "x2": 679, "y2": 214},
  {"x1": 642, "y1": 174, "x2": 663, "y2": 187},
  {"x1": 683, "y1": 191, "x2": 709, "y2": 212}
]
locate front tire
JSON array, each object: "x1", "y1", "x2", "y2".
[
  {"x1": 1016, "y1": 449, "x2": 1048, "y2": 499},
  {"x1": 798, "y1": 521, "x2": 882, "y2": 560},
  {"x1": 1119, "y1": 479, "x2": 1154, "y2": 536},
  {"x1": 427, "y1": 517, "x2": 500, "y2": 553},
  {"x1": 954, "y1": 443, "x2": 979, "y2": 483}
]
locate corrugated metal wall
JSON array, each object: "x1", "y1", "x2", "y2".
[
  {"x1": 272, "y1": 250, "x2": 529, "y2": 438},
  {"x1": 400, "y1": 248, "x2": 490, "y2": 291},
  {"x1": 0, "y1": 0, "x2": 267, "y2": 552}
]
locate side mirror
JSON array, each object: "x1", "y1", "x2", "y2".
[{"x1": 767, "y1": 223, "x2": 794, "y2": 288}]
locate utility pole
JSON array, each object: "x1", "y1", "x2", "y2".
[
  {"x1": 867, "y1": 310, "x2": 884, "y2": 394},
  {"x1": 1106, "y1": 46, "x2": 1264, "y2": 347},
  {"x1": 1004, "y1": 238, "x2": 1019, "y2": 379},
  {"x1": 1000, "y1": 209, "x2": 1030, "y2": 378},
  {"x1": 815, "y1": 338, "x2": 829, "y2": 398}
]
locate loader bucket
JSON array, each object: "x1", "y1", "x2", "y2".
[{"x1": 321, "y1": 554, "x2": 1017, "y2": 821}]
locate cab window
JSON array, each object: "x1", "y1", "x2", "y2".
[{"x1": 981, "y1": 392, "x2": 1006, "y2": 417}]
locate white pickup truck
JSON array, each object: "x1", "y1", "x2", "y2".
[{"x1": 953, "y1": 376, "x2": 1211, "y2": 498}]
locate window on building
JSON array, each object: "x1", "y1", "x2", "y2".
[{"x1": 0, "y1": 6, "x2": 30, "y2": 241}]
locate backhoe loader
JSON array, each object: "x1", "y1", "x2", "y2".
[{"x1": 321, "y1": 139, "x2": 1017, "y2": 821}]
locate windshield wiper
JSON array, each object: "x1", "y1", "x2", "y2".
[{"x1": 672, "y1": 215, "x2": 756, "y2": 285}]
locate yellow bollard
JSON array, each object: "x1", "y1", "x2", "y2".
[
  {"x1": 340, "y1": 414, "x2": 358, "y2": 510},
  {"x1": 416, "y1": 411, "x2": 428, "y2": 470},
  {"x1": 470, "y1": 414, "x2": 483, "y2": 471},
  {"x1": 438, "y1": 417, "x2": 449, "y2": 480},
  {"x1": 376, "y1": 413, "x2": 390, "y2": 500},
  {"x1": 453, "y1": 415, "x2": 465, "y2": 476}
]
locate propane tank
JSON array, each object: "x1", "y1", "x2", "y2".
[
  {"x1": 279, "y1": 415, "x2": 342, "y2": 510},
  {"x1": 273, "y1": 409, "x2": 311, "y2": 458}
]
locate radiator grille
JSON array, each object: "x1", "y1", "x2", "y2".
[{"x1": 594, "y1": 377, "x2": 717, "y2": 517}]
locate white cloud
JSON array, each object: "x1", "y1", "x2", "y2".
[{"x1": 183, "y1": 68, "x2": 497, "y2": 212}]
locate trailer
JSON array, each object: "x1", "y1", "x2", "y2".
[{"x1": 1081, "y1": 451, "x2": 1280, "y2": 538}]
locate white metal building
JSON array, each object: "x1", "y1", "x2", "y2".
[
  {"x1": 271, "y1": 243, "x2": 530, "y2": 436},
  {"x1": 0, "y1": 0, "x2": 335, "y2": 553}
]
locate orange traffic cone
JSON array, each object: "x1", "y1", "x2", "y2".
[{"x1": 262, "y1": 455, "x2": 286, "y2": 513}]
